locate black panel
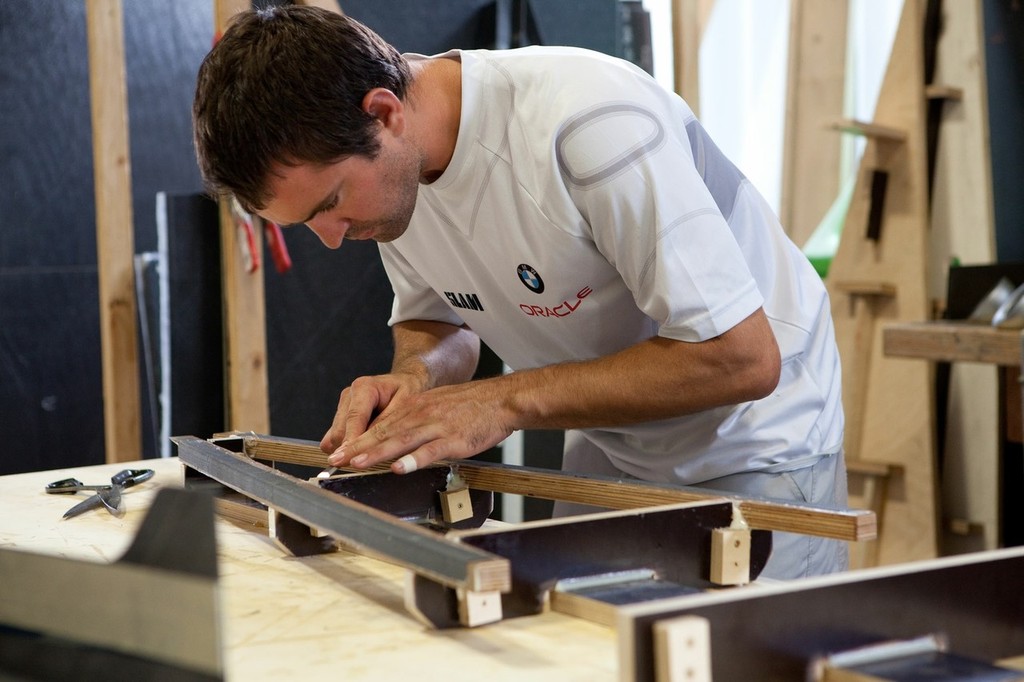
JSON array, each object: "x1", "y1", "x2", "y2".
[
  {"x1": 334, "y1": 0, "x2": 498, "y2": 53},
  {"x1": 0, "y1": 2, "x2": 95, "y2": 270},
  {"x1": 626, "y1": 552, "x2": 1024, "y2": 682},
  {"x1": 460, "y1": 502, "x2": 771, "y2": 618},
  {"x1": 984, "y1": 0, "x2": 1024, "y2": 262},
  {"x1": 0, "y1": 0, "x2": 212, "y2": 471},
  {"x1": 526, "y1": 0, "x2": 622, "y2": 56},
  {"x1": 263, "y1": 231, "x2": 394, "y2": 441},
  {"x1": 165, "y1": 195, "x2": 225, "y2": 443},
  {"x1": 123, "y1": 1, "x2": 212, "y2": 255},
  {"x1": 0, "y1": 269, "x2": 105, "y2": 474}
]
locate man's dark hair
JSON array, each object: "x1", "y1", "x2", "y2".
[{"x1": 192, "y1": 6, "x2": 411, "y2": 212}]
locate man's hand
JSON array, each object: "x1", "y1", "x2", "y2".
[
  {"x1": 324, "y1": 379, "x2": 515, "y2": 474},
  {"x1": 319, "y1": 372, "x2": 425, "y2": 457}
]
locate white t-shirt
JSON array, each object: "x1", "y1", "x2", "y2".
[{"x1": 378, "y1": 46, "x2": 843, "y2": 485}]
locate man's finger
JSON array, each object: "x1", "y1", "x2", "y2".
[{"x1": 393, "y1": 453, "x2": 418, "y2": 474}]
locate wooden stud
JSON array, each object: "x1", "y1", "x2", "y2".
[
  {"x1": 779, "y1": 0, "x2": 848, "y2": 248},
  {"x1": 86, "y1": 0, "x2": 141, "y2": 463},
  {"x1": 213, "y1": 0, "x2": 271, "y2": 434},
  {"x1": 653, "y1": 615, "x2": 711, "y2": 682}
]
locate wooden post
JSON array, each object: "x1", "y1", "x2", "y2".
[
  {"x1": 927, "y1": 0, "x2": 999, "y2": 554},
  {"x1": 86, "y1": 0, "x2": 141, "y2": 463},
  {"x1": 779, "y1": 0, "x2": 848, "y2": 248},
  {"x1": 213, "y1": 0, "x2": 271, "y2": 433},
  {"x1": 671, "y1": 0, "x2": 715, "y2": 114}
]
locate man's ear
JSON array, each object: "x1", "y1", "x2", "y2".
[{"x1": 362, "y1": 88, "x2": 404, "y2": 134}]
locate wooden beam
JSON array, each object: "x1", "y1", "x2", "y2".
[
  {"x1": 238, "y1": 434, "x2": 876, "y2": 542},
  {"x1": 883, "y1": 321, "x2": 1021, "y2": 366},
  {"x1": 86, "y1": 0, "x2": 141, "y2": 463}
]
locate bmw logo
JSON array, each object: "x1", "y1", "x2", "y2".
[{"x1": 516, "y1": 264, "x2": 544, "y2": 293}]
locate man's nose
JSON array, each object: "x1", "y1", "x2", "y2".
[{"x1": 306, "y1": 217, "x2": 350, "y2": 249}]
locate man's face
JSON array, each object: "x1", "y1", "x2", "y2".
[{"x1": 259, "y1": 137, "x2": 423, "y2": 249}]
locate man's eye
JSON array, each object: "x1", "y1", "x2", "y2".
[{"x1": 318, "y1": 197, "x2": 339, "y2": 215}]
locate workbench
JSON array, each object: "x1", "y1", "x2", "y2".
[
  {"x1": 6, "y1": 450, "x2": 1024, "y2": 681},
  {"x1": 883, "y1": 320, "x2": 1024, "y2": 546},
  {"x1": 0, "y1": 457, "x2": 616, "y2": 681}
]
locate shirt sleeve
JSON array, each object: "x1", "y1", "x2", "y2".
[
  {"x1": 377, "y1": 242, "x2": 466, "y2": 328},
  {"x1": 555, "y1": 97, "x2": 763, "y2": 342}
]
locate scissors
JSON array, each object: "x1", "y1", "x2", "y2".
[{"x1": 45, "y1": 468, "x2": 155, "y2": 519}]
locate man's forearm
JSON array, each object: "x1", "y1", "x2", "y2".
[
  {"x1": 391, "y1": 320, "x2": 481, "y2": 390},
  {"x1": 480, "y1": 308, "x2": 781, "y2": 431}
]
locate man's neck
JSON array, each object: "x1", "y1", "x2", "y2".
[{"x1": 408, "y1": 56, "x2": 462, "y2": 184}]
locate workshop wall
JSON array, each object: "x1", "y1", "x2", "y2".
[
  {"x1": 0, "y1": 1, "x2": 211, "y2": 474},
  {"x1": 0, "y1": 0, "x2": 645, "y2": 476},
  {"x1": 984, "y1": 0, "x2": 1024, "y2": 262}
]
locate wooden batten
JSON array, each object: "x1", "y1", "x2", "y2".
[
  {"x1": 236, "y1": 434, "x2": 875, "y2": 542},
  {"x1": 210, "y1": 1, "x2": 271, "y2": 433},
  {"x1": 86, "y1": 0, "x2": 141, "y2": 463}
]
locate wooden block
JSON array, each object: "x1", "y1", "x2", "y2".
[
  {"x1": 830, "y1": 118, "x2": 907, "y2": 142},
  {"x1": 653, "y1": 615, "x2": 711, "y2": 682},
  {"x1": 440, "y1": 486, "x2": 474, "y2": 524},
  {"x1": 925, "y1": 84, "x2": 963, "y2": 101},
  {"x1": 709, "y1": 527, "x2": 750, "y2": 586},
  {"x1": 457, "y1": 589, "x2": 503, "y2": 628}
]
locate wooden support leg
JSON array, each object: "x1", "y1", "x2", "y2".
[
  {"x1": 268, "y1": 508, "x2": 337, "y2": 557},
  {"x1": 654, "y1": 615, "x2": 711, "y2": 682},
  {"x1": 846, "y1": 462, "x2": 898, "y2": 569}
]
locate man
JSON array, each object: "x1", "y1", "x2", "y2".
[{"x1": 193, "y1": 6, "x2": 847, "y2": 579}]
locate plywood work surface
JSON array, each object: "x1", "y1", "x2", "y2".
[{"x1": 0, "y1": 458, "x2": 615, "y2": 681}]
